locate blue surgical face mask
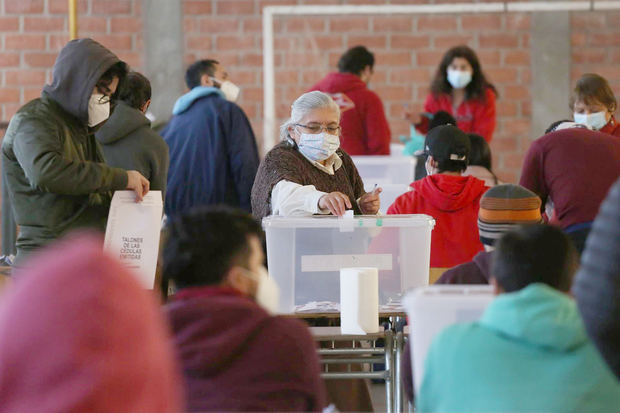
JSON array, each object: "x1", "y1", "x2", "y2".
[
  {"x1": 447, "y1": 69, "x2": 472, "y2": 89},
  {"x1": 297, "y1": 131, "x2": 340, "y2": 161},
  {"x1": 573, "y1": 111, "x2": 608, "y2": 131}
]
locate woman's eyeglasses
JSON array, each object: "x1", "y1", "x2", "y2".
[{"x1": 295, "y1": 123, "x2": 341, "y2": 135}]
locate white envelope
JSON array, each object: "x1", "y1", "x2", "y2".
[{"x1": 104, "y1": 191, "x2": 163, "y2": 289}]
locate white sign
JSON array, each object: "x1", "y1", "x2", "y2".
[{"x1": 104, "y1": 191, "x2": 163, "y2": 289}]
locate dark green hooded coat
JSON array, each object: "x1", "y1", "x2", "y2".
[{"x1": 1, "y1": 39, "x2": 128, "y2": 264}]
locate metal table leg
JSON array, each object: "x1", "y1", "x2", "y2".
[
  {"x1": 384, "y1": 329, "x2": 394, "y2": 413},
  {"x1": 395, "y1": 332, "x2": 407, "y2": 413}
]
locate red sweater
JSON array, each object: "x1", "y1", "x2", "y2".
[
  {"x1": 600, "y1": 116, "x2": 620, "y2": 138},
  {"x1": 416, "y1": 87, "x2": 496, "y2": 142},
  {"x1": 309, "y1": 72, "x2": 391, "y2": 155},
  {"x1": 387, "y1": 174, "x2": 488, "y2": 268},
  {"x1": 519, "y1": 128, "x2": 620, "y2": 230}
]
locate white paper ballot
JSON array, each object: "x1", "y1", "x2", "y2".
[
  {"x1": 104, "y1": 191, "x2": 163, "y2": 289},
  {"x1": 340, "y1": 267, "x2": 380, "y2": 334}
]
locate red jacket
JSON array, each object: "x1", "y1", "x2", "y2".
[
  {"x1": 387, "y1": 174, "x2": 488, "y2": 268},
  {"x1": 416, "y1": 87, "x2": 496, "y2": 142},
  {"x1": 600, "y1": 116, "x2": 620, "y2": 138},
  {"x1": 309, "y1": 72, "x2": 391, "y2": 155}
]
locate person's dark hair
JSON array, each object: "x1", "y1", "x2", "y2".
[
  {"x1": 467, "y1": 134, "x2": 492, "y2": 170},
  {"x1": 96, "y1": 61, "x2": 129, "y2": 98},
  {"x1": 337, "y1": 46, "x2": 374, "y2": 76},
  {"x1": 163, "y1": 206, "x2": 263, "y2": 289},
  {"x1": 492, "y1": 224, "x2": 577, "y2": 293},
  {"x1": 434, "y1": 154, "x2": 468, "y2": 173},
  {"x1": 430, "y1": 45, "x2": 497, "y2": 101},
  {"x1": 429, "y1": 110, "x2": 456, "y2": 130},
  {"x1": 185, "y1": 59, "x2": 219, "y2": 89},
  {"x1": 570, "y1": 73, "x2": 617, "y2": 112},
  {"x1": 117, "y1": 71, "x2": 151, "y2": 110},
  {"x1": 545, "y1": 119, "x2": 573, "y2": 134}
]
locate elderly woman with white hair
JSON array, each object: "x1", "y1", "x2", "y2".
[{"x1": 252, "y1": 91, "x2": 381, "y2": 219}]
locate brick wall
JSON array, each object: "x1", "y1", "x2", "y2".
[
  {"x1": 0, "y1": 0, "x2": 143, "y2": 122},
  {"x1": 1, "y1": 0, "x2": 619, "y2": 184}
]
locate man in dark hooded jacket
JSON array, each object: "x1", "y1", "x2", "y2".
[
  {"x1": 1, "y1": 38, "x2": 149, "y2": 265},
  {"x1": 96, "y1": 71, "x2": 169, "y2": 199},
  {"x1": 162, "y1": 59, "x2": 259, "y2": 218}
]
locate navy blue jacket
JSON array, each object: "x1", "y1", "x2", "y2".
[{"x1": 162, "y1": 87, "x2": 259, "y2": 217}]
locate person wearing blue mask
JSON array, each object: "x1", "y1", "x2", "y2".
[
  {"x1": 571, "y1": 73, "x2": 619, "y2": 138},
  {"x1": 252, "y1": 91, "x2": 381, "y2": 220},
  {"x1": 162, "y1": 59, "x2": 259, "y2": 218},
  {"x1": 405, "y1": 45, "x2": 497, "y2": 143}
]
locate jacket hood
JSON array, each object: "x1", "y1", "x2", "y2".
[
  {"x1": 480, "y1": 283, "x2": 587, "y2": 351},
  {"x1": 0, "y1": 233, "x2": 183, "y2": 412},
  {"x1": 312, "y1": 72, "x2": 367, "y2": 93},
  {"x1": 472, "y1": 250, "x2": 493, "y2": 281},
  {"x1": 412, "y1": 174, "x2": 487, "y2": 212},
  {"x1": 172, "y1": 86, "x2": 224, "y2": 115},
  {"x1": 95, "y1": 101, "x2": 150, "y2": 144},
  {"x1": 43, "y1": 38, "x2": 123, "y2": 125},
  {"x1": 166, "y1": 291, "x2": 271, "y2": 376}
]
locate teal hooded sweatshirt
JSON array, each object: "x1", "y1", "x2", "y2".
[{"x1": 418, "y1": 283, "x2": 620, "y2": 412}]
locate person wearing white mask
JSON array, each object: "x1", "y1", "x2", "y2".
[
  {"x1": 163, "y1": 59, "x2": 259, "y2": 218},
  {"x1": 1, "y1": 38, "x2": 149, "y2": 266},
  {"x1": 405, "y1": 45, "x2": 497, "y2": 143},
  {"x1": 163, "y1": 207, "x2": 328, "y2": 412},
  {"x1": 252, "y1": 91, "x2": 381, "y2": 219},
  {"x1": 571, "y1": 73, "x2": 620, "y2": 138}
]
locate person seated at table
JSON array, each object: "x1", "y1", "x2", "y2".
[
  {"x1": 463, "y1": 133, "x2": 500, "y2": 187},
  {"x1": 437, "y1": 184, "x2": 542, "y2": 285},
  {"x1": 571, "y1": 73, "x2": 620, "y2": 137},
  {"x1": 414, "y1": 111, "x2": 456, "y2": 181},
  {"x1": 251, "y1": 91, "x2": 381, "y2": 220},
  {"x1": 418, "y1": 224, "x2": 620, "y2": 412},
  {"x1": 0, "y1": 233, "x2": 183, "y2": 412},
  {"x1": 388, "y1": 125, "x2": 489, "y2": 271},
  {"x1": 163, "y1": 207, "x2": 327, "y2": 412}
]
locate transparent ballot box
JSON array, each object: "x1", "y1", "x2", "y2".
[
  {"x1": 403, "y1": 285, "x2": 495, "y2": 395},
  {"x1": 390, "y1": 143, "x2": 405, "y2": 156},
  {"x1": 352, "y1": 155, "x2": 416, "y2": 187},
  {"x1": 263, "y1": 215, "x2": 435, "y2": 313}
]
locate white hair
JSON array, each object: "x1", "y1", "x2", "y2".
[{"x1": 279, "y1": 91, "x2": 341, "y2": 140}]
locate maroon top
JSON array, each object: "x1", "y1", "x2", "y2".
[
  {"x1": 165, "y1": 287, "x2": 327, "y2": 412},
  {"x1": 436, "y1": 250, "x2": 493, "y2": 285},
  {"x1": 519, "y1": 128, "x2": 620, "y2": 229}
]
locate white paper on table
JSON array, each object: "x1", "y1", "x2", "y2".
[
  {"x1": 340, "y1": 267, "x2": 380, "y2": 334},
  {"x1": 104, "y1": 190, "x2": 163, "y2": 289}
]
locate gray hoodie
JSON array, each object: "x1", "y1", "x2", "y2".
[{"x1": 96, "y1": 101, "x2": 169, "y2": 199}]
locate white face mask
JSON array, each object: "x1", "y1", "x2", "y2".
[
  {"x1": 88, "y1": 93, "x2": 110, "y2": 127},
  {"x1": 447, "y1": 69, "x2": 472, "y2": 89},
  {"x1": 242, "y1": 266, "x2": 280, "y2": 315},
  {"x1": 297, "y1": 131, "x2": 340, "y2": 162},
  {"x1": 573, "y1": 111, "x2": 608, "y2": 131},
  {"x1": 211, "y1": 77, "x2": 240, "y2": 102}
]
